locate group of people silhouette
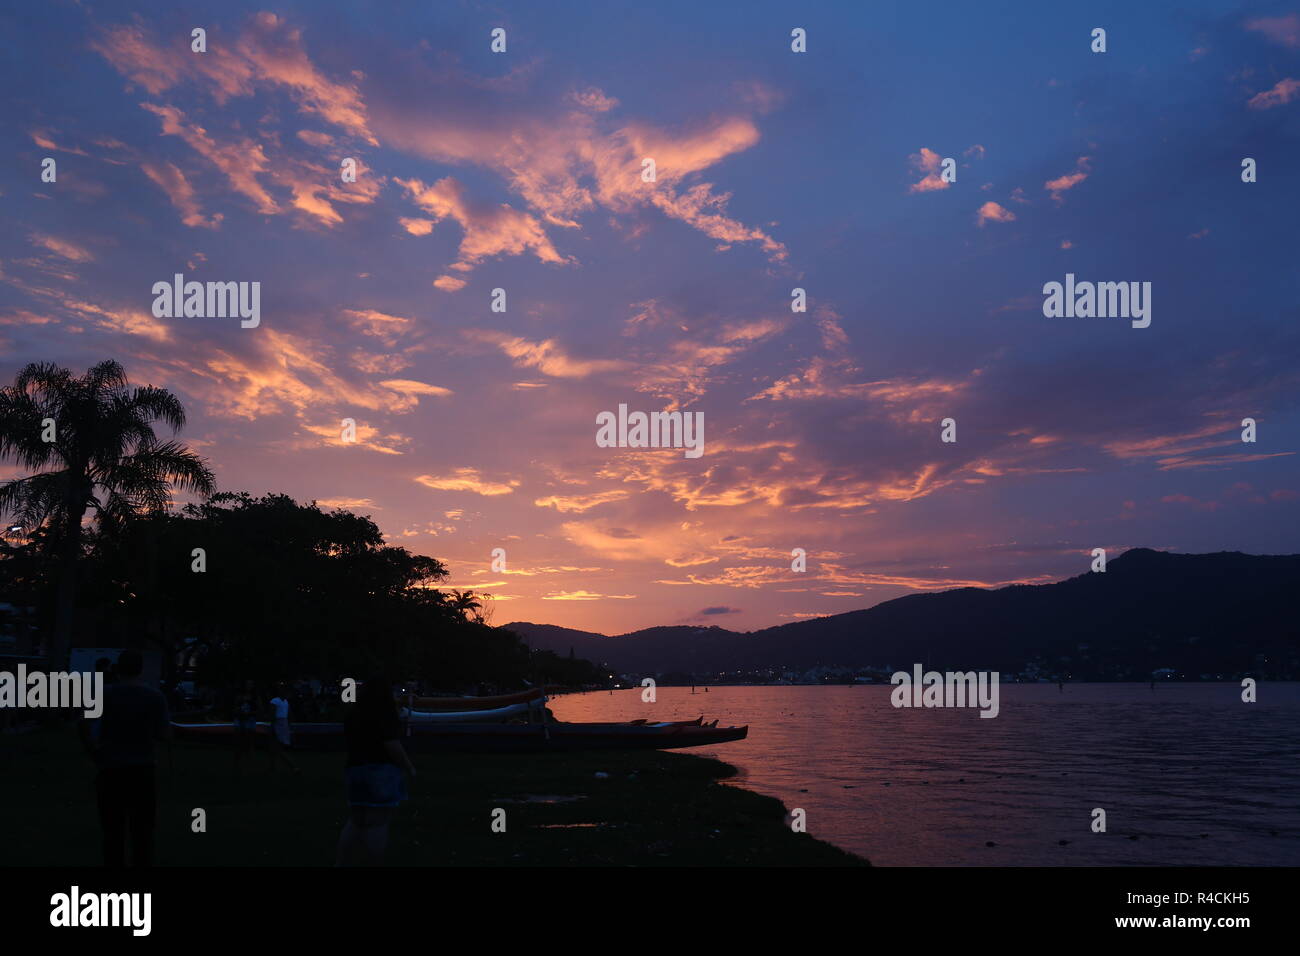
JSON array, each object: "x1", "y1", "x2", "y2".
[{"x1": 80, "y1": 666, "x2": 414, "y2": 867}]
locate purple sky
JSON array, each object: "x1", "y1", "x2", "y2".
[{"x1": 3, "y1": 1, "x2": 1299, "y2": 634}]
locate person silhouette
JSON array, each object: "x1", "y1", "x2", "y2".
[
  {"x1": 336, "y1": 677, "x2": 416, "y2": 866},
  {"x1": 232, "y1": 680, "x2": 258, "y2": 775},
  {"x1": 81, "y1": 649, "x2": 169, "y2": 867},
  {"x1": 267, "y1": 682, "x2": 299, "y2": 773}
]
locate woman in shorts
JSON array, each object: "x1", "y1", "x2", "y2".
[{"x1": 335, "y1": 678, "x2": 416, "y2": 866}]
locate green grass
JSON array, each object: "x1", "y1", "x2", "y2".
[{"x1": 1, "y1": 726, "x2": 866, "y2": 866}]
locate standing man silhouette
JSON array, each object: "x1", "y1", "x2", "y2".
[{"x1": 83, "y1": 649, "x2": 170, "y2": 866}]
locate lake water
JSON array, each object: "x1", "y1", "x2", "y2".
[{"x1": 551, "y1": 683, "x2": 1300, "y2": 866}]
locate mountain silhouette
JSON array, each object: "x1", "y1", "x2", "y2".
[{"x1": 503, "y1": 549, "x2": 1300, "y2": 679}]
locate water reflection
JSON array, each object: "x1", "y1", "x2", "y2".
[{"x1": 552, "y1": 683, "x2": 1300, "y2": 865}]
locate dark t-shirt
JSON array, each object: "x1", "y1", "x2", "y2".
[
  {"x1": 344, "y1": 705, "x2": 402, "y2": 768},
  {"x1": 95, "y1": 683, "x2": 170, "y2": 768}
]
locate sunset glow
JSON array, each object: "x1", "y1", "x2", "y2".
[{"x1": 4, "y1": 0, "x2": 1298, "y2": 636}]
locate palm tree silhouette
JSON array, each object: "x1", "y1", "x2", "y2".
[
  {"x1": 446, "y1": 589, "x2": 484, "y2": 624},
  {"x1": 0, "y1": 360, "x2": 215, "y2": 669}
]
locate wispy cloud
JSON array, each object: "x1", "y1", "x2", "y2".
[
  {"x1": 1044, "y1": 156, "x2": 1091, "y2": 202},
  {"x1": 416, "y1": 469, "x2": 521, "y2": 496},
  {"x1": 1245, "y1": 14, "x2": 1300, "y2": 49},
  {"x1": 1248, "y1": 78, "x2": 1300, "y2": 109}
]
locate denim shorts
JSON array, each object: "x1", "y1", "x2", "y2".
[{"x1": 345, "y1": 763, "x2": 408, "y2": 808}]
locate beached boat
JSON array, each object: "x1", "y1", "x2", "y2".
[
  {"x1": 170, "y1": 718, "x2": 747, "y2": 753},
  {"x1": 404, "y1": 687, "x2": 545, "y2": 711},
  {"x1": 396, "y1": 721, "x2": 748, "y2": 753},
  {"x1": 404, "y1": 697, "x2": 545, "y2": 723}
]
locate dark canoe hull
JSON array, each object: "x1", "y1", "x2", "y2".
[
  {"x1": 405, "y1": 688, "x2": 545, "y2": 711},
  {"x1": 398, "y1": 722, "x2": 748, "y2": 753},
  {"x1": 172, "y1": 720, "x2": 748, "y2": 753}
]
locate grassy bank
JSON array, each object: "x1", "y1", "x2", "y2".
[{"x1": 1, "y1": 726, "x2": 866, "y2": 866}]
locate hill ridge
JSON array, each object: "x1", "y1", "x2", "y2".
[{"x1": 502, "y1": 548, "x2": 1300, "y2": 679}]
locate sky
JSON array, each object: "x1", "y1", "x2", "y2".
[{"x1": 2, "y1": 0, "x2": 1299, "y2": 635}]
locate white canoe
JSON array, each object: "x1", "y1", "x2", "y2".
[{"x1": 404, "y1": 697, "x2": 547, "y2": 723}]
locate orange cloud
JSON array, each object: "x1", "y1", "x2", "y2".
[
  {"x1": 29, "y1": 129, "x2": 88, "y2": 155},
  {"x1": 90, "y1": 16, "x2": 781, "y2": 259},
  {"x1": 1245, "y1": 14, "x2": 1300, "y2": 48},
  {"x1": 465, "y1": 329, "x2": 627, "y2": 379},
  {"x1": 374, "y1": 76, "x2": 784, "y2": 260},
  {"x1": 976, "y1": 201, "x2": 1016, "y2": 226},
  {"x1": 379, "y1": 379, "x2": 453, "y2": 399},
  {"x1": 140, "y1": 161, "x2": 223, "y2": 228},
  {"x1": 534, "y1": 490, "x2": 631, "y2": 513},
  {"x1": 1248, "y1": 78, "x2": 1300, "y2": 109},
  {"x1": 3, "y1": 280, "x2": 172, "y2": 344},
  {"x1": 415, "y1": 469, "x2": 520, "y2": 496},
  {"x1": 30, "y1": 234, "x2": 94, "y2": 262},
  {"x1": 95, "y1": 19, "x2": 384, "y2": 228},
  {"x1": 317, "y1": 497, "x2": 379, "y2": 509},
  {"x1": 1099, "y1": 423, "x2": 1296, "y2": 470},
  {"x1": 1044, "y1": 157, "x2": 1091, "y2": 202},
  {"x1": 542, "y1": 590, "x2": 636, "y2": 601},
  {"x1": 647, "y1": 183, "x2": 786, "y2": 259},
  {"x1": 399, "y1": 217, "x2": 435, "y2": 236},
  {"x1": 749, "y1": 360, "x2": 967, "y2": 418},
  {"x1": 236, "y1": 12, "x2": 376, "y2": 143},
  {"x1": 397, "y1": 176, "x2": 570, "y2": 273},
  {"x1": 302, "y1": 421, "x2": 407, "y2": 455},
  {"x1": 569, "y1": 87, "x2": 619, "y2": 112},
  {"x1": 142, "y1": 103, "x2": 381, "y2": 225},
  {"x1": 155, "y1": 327, "x2": 430, "y2": 420},
  {"x1": 342, "y1": 308, "x2": 412, "y2": 341},
  {"x1": 1155, "y1": 451, "x2": 1294, "y2": 471},
  {"x1": 142, "y1": 104, "x2": 278, "y2": 214},
  {"x1": 1103, "y1": 421, "x2": 1235, "y2": 460},
  {"x1": 93, "y1": 14, "x2": 375, "y2": 143},
  {"x1": 908, "y1": 147, "x2": 948, "y2": 193},
  {"x1": 671, "y1": 562, "x2": 1030, "y2": 593}
]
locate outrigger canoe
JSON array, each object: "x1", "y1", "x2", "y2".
[
  {"x1": 404, "y1": 697, "x2": 546, "y2": 723},
  {"x1": 170, "y1": 718, "x2": 747, "y2": 753},
  {"x1": 404, "y1": 688, "x2": 545, "y2": 711},
  {"x1": 394, "y1": 721, "x2": 748, "y2": 753}
]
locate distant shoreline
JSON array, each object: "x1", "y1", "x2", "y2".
[{"x1": 564, "y1": 679, "x2": 1292, "y2": 692}]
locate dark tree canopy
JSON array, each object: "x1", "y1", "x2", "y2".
[{"x1": 0, "y1": 361, "x2": 608, "y2": 693}]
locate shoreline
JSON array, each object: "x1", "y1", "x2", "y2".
[
  {"x1": 566, "y1": 679, "x2": 1289, "y2": 690},
  {"x1": 2, "y1": 725, "x2": 866, "y2": 867}
]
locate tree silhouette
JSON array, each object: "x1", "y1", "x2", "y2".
[
  {"x1": 0, "y1": 361, "x2": 215, "y2": 668},
  {"x1": 445, "y1": 589, "x2": 484, "y2": 624}
]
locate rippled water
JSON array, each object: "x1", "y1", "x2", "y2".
[{"x1": 552, "y1": 683, "x2": 1300, "y2": 866}]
